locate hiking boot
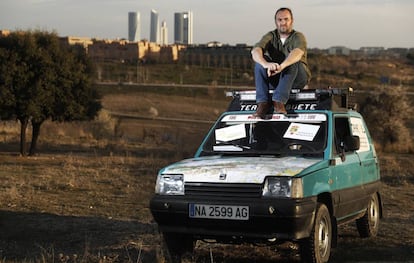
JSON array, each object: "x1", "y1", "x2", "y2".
[
  {"x1": 273, "y1": 101, "x2": 287, "y2": 114},
  {"x1": 253, "y1": 102, "x2": 270, "y2": 119}
]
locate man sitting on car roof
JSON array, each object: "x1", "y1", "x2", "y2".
[{"x1": 251, "y1": 7, "x2": 311, "y2": 117}]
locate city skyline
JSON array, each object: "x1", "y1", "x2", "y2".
[
  {"x1": 1, "y1": 0, "x2": 414, "y2": 49},
  {"x1": 129, "y1": 10, "x2": 193, "y2": 45}
]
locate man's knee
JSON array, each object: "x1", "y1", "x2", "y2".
[{"x1": 254, "y1": 63, "x2": 267, "y2": 76}]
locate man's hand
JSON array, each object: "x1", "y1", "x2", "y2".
[
  {"x1": 251, "y1": 47, "x2": 283, "y2": 77},
  {"x1": 265, "y1": 62, "x2": 281, "y2": 77}
]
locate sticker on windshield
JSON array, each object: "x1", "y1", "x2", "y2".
[
  {"x1": 283, "y1": 123, "x2": 320, "y2": 141},
  {"x1": 213, "y1": 145, "x2": 244, "y2": 151},
  {"x1": 215, "y1": 124, "x2": 246, "y2": 143}
]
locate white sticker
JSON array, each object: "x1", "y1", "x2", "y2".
[
  {"x1": 283, "y1": 123, "x2": 320, "y2": 141},
  {"x1": 215, "y1": 123, "x2": 246, "y2": 143},
  {"x1": 350, "y1": 117, "x2": 370, "y2": 152},
  {"x1": 213, "y1": 145, "x2": 244, "y2": 152}
]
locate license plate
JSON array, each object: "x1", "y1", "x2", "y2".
[{"x1": 189, "y1": 204, "x2": 249, "y2": 220}]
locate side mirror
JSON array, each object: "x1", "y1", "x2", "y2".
[
  {"x1": 345, "y1": 135, "x2": 360, "y2": 151},
  {"x1": 338, "y1": 135, "x2": 360, "y2": 162}
]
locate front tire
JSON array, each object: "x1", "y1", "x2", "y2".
[
  {"x1": 300, "y1": 203, "x2": 332, "y2": 263},
  {"x1": 356, "y1": 193, "x2": 380, "y2": 238}
]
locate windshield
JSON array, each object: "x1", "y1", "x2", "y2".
[{"x1": 201, "y1": 113, "x2": 327, "y2": 156}]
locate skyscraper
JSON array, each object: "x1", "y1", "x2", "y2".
[
  {"x1": 128, "y1": 12, "x2": 140, "y2": 42},
  {"x1": 174, "y1": 11, "x2": 193, "y2": 45},
  {"x1": 150, "y1": 9, "x2": 160, "y2": 43},
  {"x1": 160, "y1": 20, "x2": 168, "y2": 45}
]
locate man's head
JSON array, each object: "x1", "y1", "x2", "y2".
[{"x1": 274, "y1": 7, "x2": 293, "y2": 35}]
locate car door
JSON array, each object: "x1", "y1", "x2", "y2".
[
  {"x1": 331, "y1": 115, "x2": 365, "y2": 220},
  {"x1": 349, "y1": 116, "x2": 380, "y2": 185}
]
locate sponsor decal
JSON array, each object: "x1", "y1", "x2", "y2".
[
  {"x1": 286, "y1": 103, "x2": 318, "y2": 110},
  {"x1": 239, "y1": 103, "x2": 318, "y2": 111},
  {"x1": 240, "y1": 104, "x2": 258, "y2": 111},
  {"x1": 283, "y1": 123, "x2": 320, "y2": 141}
]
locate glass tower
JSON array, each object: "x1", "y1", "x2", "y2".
[
  {"x1": 150, "y1": 9, "x2": 160, "y2": 43},
  {"x1": 128, "y1": 11, "x2": 140, "y2": 42},
  {"x1": 174, "y1": 11, "x2": 193, "y2": 45}
]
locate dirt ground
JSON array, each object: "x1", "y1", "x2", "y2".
[
  {"x1": 1, "y1": 152, "x2": 413, "y2": 263},
  {"x1": 1, "y1": 87, "x2": 413, "y2": 262}
]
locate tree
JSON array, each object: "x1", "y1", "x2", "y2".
[
  {"x1": 0, "y1": 30, "x2": 101, "y2": 156},
  {"x1": 359, "y1": 86, "x2": 412, "y2": 153}
]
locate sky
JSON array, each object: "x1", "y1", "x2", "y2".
[{"x1": 1, "y1": 0, "x2": 413, "y2": 49}]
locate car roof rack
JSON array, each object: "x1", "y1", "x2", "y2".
[{"x1": 226, "y1": 87, "x2": 356, "y2": 112}]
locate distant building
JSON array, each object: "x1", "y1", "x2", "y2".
[
  {"x1": 384, "y1": 48, "x2": 409, "y2": 59},
  {"x1": 0, "y1": 29, "x2": 10, "y2": 37},
  {"x1": 328, "y1": 46, "x2": 351, "y2": 56},
  {"x1": 360, "y1": 47, "x2": 385, "y2": 56},
  {"x1": 85, "y1": 38, "x2": 182, "y2": 64},
  {"x1": 179, "y1": 43, "x2": 253, "y2": 70},
  {"x1": 160, "y1": 20, "x2": 168, "y2": 46},
  {"x1": 150, "y1": 9, "x2": 160, "y2": 44},
  {"x1": 88, "y1": 39, "x2": 141, "y2": 63},
  {"x1": 160, "y1": 44, "x2": 185, "y2": 62},
  {"x1": 174, "y1": 11, "x2": 193, "y2": 45},
  {"x1": 128, "y1": 12, "x2": 140, "y2": 42},
  {"x1": 59, "y1": 36, "x2": 93, "y2": 51}
]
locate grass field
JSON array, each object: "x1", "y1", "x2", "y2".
[{"x1": 1, "y1": 85, "x2": 413, "y2": 262}]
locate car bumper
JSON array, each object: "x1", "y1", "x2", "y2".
[{"x1": 150, "y1": 195, "x2": 317, "y2": 241}]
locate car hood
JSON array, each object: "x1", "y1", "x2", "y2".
[{"x1": 160, "y1": 155, "x2": 322, "y2": 183}]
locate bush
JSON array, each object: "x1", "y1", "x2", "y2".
[{"x1": 360, "y1": 86, "x2": 413, "y2": 153}]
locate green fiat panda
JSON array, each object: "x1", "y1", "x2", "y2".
[{"x1": 150, "y1": 88, "x2": 382, "y2": 263}]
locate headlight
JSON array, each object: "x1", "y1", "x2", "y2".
[
  {"x1": 262, "y1": 177, "x2": 303, "y2": 198},
  {"x1": 155, "y1": 174, "x2": 184, "y2": 195}
]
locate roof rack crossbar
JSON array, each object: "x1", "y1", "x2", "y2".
[{"x1": 226, "y1": 87, "x2": 355, "y2": 111}]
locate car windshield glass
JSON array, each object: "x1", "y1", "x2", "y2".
[{"x1": 201, "y1": 113, "x2": 327, "y2": 156}]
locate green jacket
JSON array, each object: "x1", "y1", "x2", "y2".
[{"x1": 254, "y1": 29, "x2": 311, "y2": 79}]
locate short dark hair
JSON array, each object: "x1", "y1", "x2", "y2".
[{"x1": 275, "y1": 7, "x2": 293, "y2": 20}]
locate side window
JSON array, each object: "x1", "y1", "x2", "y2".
[
  {"x1": 334, "y1": 117, "x2": 351, "y2": 154},
  {"x1": 350, "y1": 117, "x2": 370, "y2": 152}
]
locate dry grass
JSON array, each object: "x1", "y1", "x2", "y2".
[
  {"x1": 0, "y1": 87, "x2": 225, "y2": 263},
  {"x1": 100, "y1": 91, "x2": 225, "y2": 120},
  {"x1": 0, "y1": 151, "x2": 167, "y2": 262}
]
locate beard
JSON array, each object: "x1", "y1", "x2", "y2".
[{"x1": 278, "y1": 26, "x2": 292, "y2": 34}]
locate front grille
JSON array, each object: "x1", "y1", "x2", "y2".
[{"x1": 185, "y1": 182, "x2": 262, "y2": 198}]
